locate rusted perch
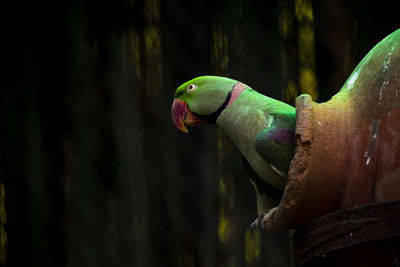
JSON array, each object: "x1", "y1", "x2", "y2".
[
  {"x1": 263, "y1": 28, "x2": 400, "y2": 233},
  {"x1": 293, "y1": 199, "x2": 400, "y2": 266}
]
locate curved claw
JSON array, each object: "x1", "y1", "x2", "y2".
[
  {"x1": 250, "y1": 213, "x2": 266, "y2": 230},
  {"x1": 250, "y1": 207, "x2": 279, "y2": 230},
  {"x1": 260, "y1": 207, "x2": 279, "y2": 230}
]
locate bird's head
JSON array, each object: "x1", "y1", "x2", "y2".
[{"x1": 171, "y1": 76, "x2": 248, "y2": 133}]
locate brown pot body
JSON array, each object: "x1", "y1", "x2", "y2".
[{"x1": 264, "y1": 29, "x2": 400, "y2": 232}]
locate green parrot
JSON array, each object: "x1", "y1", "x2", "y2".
[{"x1": 171, "y1": 76, "x2": 296, "y2": 229}]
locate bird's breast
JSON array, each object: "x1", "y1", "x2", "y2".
[{"x1": 217, "y1": 104, "x2": 286, "y2": 190}]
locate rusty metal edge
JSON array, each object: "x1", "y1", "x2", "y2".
[
  {"x1": 262, "y1": 94, "x2": 314, "y2": 232},
  {"x1": 292, "y1": 199, "x2": 400, "y2": 266}
]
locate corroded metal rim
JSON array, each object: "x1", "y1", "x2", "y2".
[{"x1": 293, "y1": 199, "x2": 400, "y2": 266}]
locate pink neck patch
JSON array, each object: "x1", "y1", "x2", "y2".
[{"x1": 227, "y1": 82, "x2": 248, "y2": 107}]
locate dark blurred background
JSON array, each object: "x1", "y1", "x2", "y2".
[{"x1": 0, "y1": 0, "x2": 398, "y2": 266}]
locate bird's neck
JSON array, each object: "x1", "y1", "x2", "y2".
[
  {"x1": 216, "y1": 90, "x2": 275, "y2": 156},
  {"x1": 216, "y1": 89, "x2": 295, "y2": 190}
]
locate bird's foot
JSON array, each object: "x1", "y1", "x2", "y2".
[
  {"x1": 250, "y1": 207, "x2": 278, "y2": 230},
  {"x1": 250, "y1": 213, "x2": 265, "y2": 229}
]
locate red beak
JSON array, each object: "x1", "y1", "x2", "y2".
[{"x1": 171, "y1": 99, "x2": 206, "y2": 133}]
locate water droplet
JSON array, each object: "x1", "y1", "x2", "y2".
[{"x1": 366, "y1": 156, "x2": 371, "y2": 165}]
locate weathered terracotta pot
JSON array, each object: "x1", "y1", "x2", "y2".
[{"x1": 264, "y1": 28, "x2": 400, "y2": 232}]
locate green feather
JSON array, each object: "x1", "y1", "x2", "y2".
[{"x1": 173, "y1": 76, "x2": 296, "y2": 215}]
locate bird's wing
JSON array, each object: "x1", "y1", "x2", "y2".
[{"x1": 254, "y1": 112, "x2": 295, "y2": 175}]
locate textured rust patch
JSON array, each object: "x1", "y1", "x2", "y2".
[{"x1": 375, "y1": 107, "x2": 400, "y2": 202}]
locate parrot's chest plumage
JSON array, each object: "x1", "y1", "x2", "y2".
[{"x1": 216, "y1": 91, "x2": 287, "y2": 190}]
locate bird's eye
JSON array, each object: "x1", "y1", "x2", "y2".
[{"x1": 187, "y1": 84, "x2": 197, "y2": 93}]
